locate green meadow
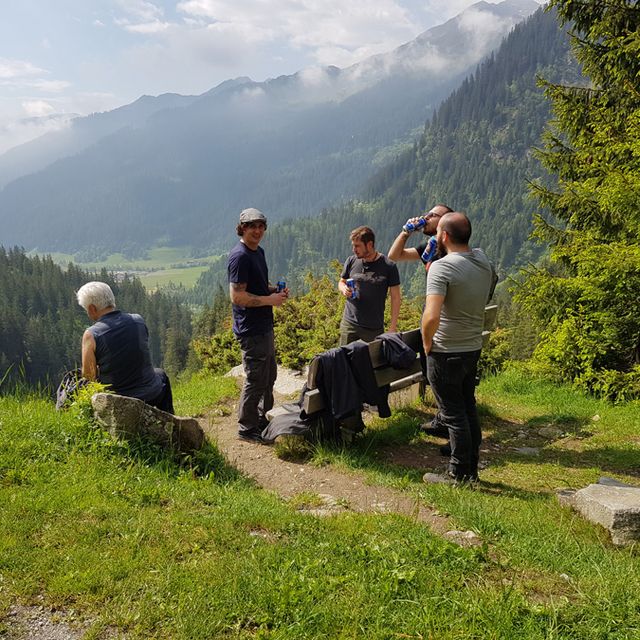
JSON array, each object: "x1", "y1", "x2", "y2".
[
  {"x1": 37, "y1": 247, "x2": 223, "y2": 291},
  {"x1": 0, "y1": 369, "x2": 639, "y2": 639}
]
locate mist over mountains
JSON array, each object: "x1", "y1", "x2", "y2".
[{"x1": 0, "y1": 0, "x2": 538, "y2": 256}]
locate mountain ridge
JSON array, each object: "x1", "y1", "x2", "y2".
[{"x1": 0, "y1": 0, "x2": 539, "y2": 255}]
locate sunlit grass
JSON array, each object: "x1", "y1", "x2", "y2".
[
  {"x1": 137, "y1": 266, "x2": 210, "y2": 290},
  {"x1": 1, "y1": 369, "x2": 640, "y2": 638},
  {"x1": 172, "y1": 371, "x2": 237, "y2": 417}
]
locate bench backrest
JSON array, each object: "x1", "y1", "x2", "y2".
[{"x1": 307, "y1": 304, "x2": 498, "y2": 391}]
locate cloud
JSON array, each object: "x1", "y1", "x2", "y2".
[
  {"x1": 0, "y1": 58, "x2": 45, "y2": 80},
  {"x1": 0, "y1": 112, "x2": 76, "y2": 155},
  {"x1": 114, "y1": 0, "x2": 169, "y2": 34},
  {"x1": 121, "y1": 20, "x2": 171, "y2": 34},
  {"x1": 116, "y1": 0, "x2": 164, "y2": 21},
  {"x1": 21, "y1": 100, "x2": 56, "y2": 117},
  {"x1": 176, "y1": 0, "x2": 420, "y2": 68}
]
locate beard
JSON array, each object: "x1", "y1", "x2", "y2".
[{"x1": 436, "y1": 236, "x2": 447, "y2": 258}]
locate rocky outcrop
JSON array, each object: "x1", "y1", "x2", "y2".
[{"x1": 91, "y1": 392, "x2": 204, "y2": 453}]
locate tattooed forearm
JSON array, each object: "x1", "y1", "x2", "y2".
[
  {"x1": 229, "y1": 282, "x2": 264, "y2": 307},
  {"x1": 243, "y1": 293, "x2": 263, "y2": 307}
]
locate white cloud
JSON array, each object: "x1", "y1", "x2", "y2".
[
  {"x1": 114, "y1": 0, "x2": 169, "y2": 34},
  {"x1": 176, "y1": 0, "x2": 420, "y2": 67},
  {"x1": 116, "y1": 0, "x2": 164, "y2": 21},
  {"x1": 0, "y1": 58, "x2": 45, "y2": 80},
  {"x1": 29, "y1": 79, "x2": 72, "y2": 93},
  {"x1": 122, "y1": 21, "x2": 171, "y2": 34},
  {"x1": 0, "y1": 112, "x2": 76, "y2": 155},
  {"x1": 22, "y1": 100, "x2": 56, "y2": 117}
]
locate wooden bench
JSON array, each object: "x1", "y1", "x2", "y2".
[
  {"x1": 265, "y1": 304, "x2": 498, "y2": 427},
  {"x1": 301, "y1": 304, "x2": 498, "y2": 416}
]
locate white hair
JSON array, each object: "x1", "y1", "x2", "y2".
[{"x1": 76, "y1": 281, "x2": 116, "y2": 312}]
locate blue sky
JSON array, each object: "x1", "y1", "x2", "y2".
[{"x1": 0, "y1": 0, "x2": 535, "y2": 152}]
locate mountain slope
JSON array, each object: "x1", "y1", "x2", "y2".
[
  {"x1": 0, "y1": 0, "x2": 538, "y2": 256},
  {"x1": 187, "y1": 5, "x2": 579, "y2": 301}
]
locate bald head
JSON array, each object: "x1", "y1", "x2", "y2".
[{"x1": 438, "y1": 212, "x2": 472, "y2": 246}]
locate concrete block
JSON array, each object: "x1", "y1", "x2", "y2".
[{"x1": 568, "y1": 483, "x2": 640, "y2": 546}]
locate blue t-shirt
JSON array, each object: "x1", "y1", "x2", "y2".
[{"x1": 227, "y1": 241, "x2": 273, "y2": 336}]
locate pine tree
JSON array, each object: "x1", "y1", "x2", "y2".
[{"x1": 516, "y1": 0, "x2": 640, "y2": 398}]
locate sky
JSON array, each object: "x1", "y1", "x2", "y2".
[{"x1": 0, "y1": 0, "x2": 537, "y2": 153}]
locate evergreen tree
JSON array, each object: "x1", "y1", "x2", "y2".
[{"x1": 516, "y1": 1, "x2": 640, "y2": 399}]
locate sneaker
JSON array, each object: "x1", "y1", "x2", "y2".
[
  {"x1": 237, "y1": 430, "x2": 265, "y2": 444},
  {"x1": 420, "y1": 423, "x2": 449, "y2": 438},
  {"x1": 439, "y1": 443, "x2": 452, "y2": 457},
  {"x1": 422, "y1": 471, "x2": 478, "y2": 486}
]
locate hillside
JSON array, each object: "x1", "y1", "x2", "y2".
[
  {"x1": 184, "y1": 5, "x2": 578, "y2": 303},
  {"x1": 1, "y1": 368, "x2": 639, "y2": 637},
  {"x1": 261, "y1": 6, "x2": 582, "y2": 289},
  {"x1": 0, "y1": 0, "x2": 537, "y2": 256}
]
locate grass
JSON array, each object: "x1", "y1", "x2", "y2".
[
  {"x1": 37, "y1": 247, "x2": 223, "y2": 291},
  {"x1": 1, "y1": 369, "x2": 640, "y2": 638},
  {"x1": 137, "y1": 266, "x2": 211, "y2": 290},
  {"x1": 172, "y1": 370, "x2": 238, "y2": 417}
]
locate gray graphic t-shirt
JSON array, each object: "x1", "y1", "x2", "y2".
[
  {"x1": 426, "y1": 249, "x2": 492, "y2": 352},
  {"x1": 341, "y1": 254, "x2": 400, "y2": 330}
]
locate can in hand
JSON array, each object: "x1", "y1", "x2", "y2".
[
  {"x1": 421, "y1": 236, "x2": 437, "y2": 263},
  {"x1": 276, "y1": 280, "x2": 286, "y2": 293},
  {"x1": 403, "y1": 217, "x2": 427, "y2": 233},
  {"x1": 346, "y1": 278, "x2": 358, "y2": 299}
]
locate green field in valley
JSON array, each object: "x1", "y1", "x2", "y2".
[{"x1": 36, "y1": 246, "x2": 222, "y2": 290}]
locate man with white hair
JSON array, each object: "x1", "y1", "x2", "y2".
[{"x1": 76, "y1": 281, "x2": 174, "y2": 413}]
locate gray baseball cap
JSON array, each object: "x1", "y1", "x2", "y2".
[{"x1": 239, "y1": 208, "x2": 267, "y2": 225}]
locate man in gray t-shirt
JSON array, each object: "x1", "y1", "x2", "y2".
[
  {"x1": 338, "y1": 226, "x2": 401, "y2": 346},
  {"x1": 421, "y1": 212, "x2": 493, "y2": 484}
]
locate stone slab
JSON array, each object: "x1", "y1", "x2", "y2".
[{"x1": 568, "y1": 483, "x2": 640, "y2": 546}]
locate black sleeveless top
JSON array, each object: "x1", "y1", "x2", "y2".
[{"x1": 88, "y1": 310, "x2": 162, "y2": 400}]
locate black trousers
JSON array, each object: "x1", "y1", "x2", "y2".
[
  {"x1": 148, "y1": 368, "x2": 174, "y2": 414},
  {"x1": 427, "y1": 350, "x2": 481, "y2": 478}
]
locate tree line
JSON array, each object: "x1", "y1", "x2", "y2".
[{"x1": 0, "y1": 247, "x2": 192, "y2": 392}]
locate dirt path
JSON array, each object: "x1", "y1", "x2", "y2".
[{"x1": 202, "y1": 392, "x2": 455, "y2": 535}]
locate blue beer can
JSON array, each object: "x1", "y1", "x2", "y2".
[
  {"x1": 346, "y1": 278, "x2": 358, "y2": 299},
  {"x1": 421, "y1": 236, "x2": 437, "y2": 263},
  {"x1": 403, "y1": 217, "x2": 427, "y2": 233}
]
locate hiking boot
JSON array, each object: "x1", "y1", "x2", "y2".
[
  {"x1": 422, "y1": 471, "x2": 478, "y2": 487},
  {"x1": 420, "y1": 422, "x2": 449, "y2": 438},
  {"x1": 237, "y1": 430, "x2": 265, "y2": 444}
]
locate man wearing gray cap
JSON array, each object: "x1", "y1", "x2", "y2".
[{"x1": 227, "y1": 208, "x2": 288, "y2": 443}]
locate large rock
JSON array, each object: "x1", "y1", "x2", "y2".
[
  {"x1": 560, "y1": 480, "x2": 640, "y2": 546},
  {"x1": 91, "y1": 393, "x2": 204, "y2": 453}
]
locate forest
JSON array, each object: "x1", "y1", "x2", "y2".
[{"x1": 0, "y1": 247, "x2": 192, "y2": 391}]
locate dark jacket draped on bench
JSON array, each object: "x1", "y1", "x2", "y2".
[{"x1": 262, "y1": 339, "x2": 402, "y2": 443}]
